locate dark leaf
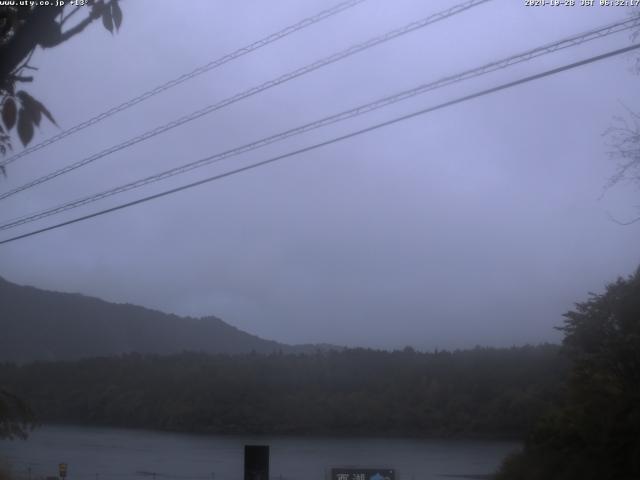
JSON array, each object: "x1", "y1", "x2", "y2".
[
  {"x1": 16, "y1": 90, "x2": 33, "y2": 106},
  {"x1": 32, "y1": 108, "x2": 41, "y2": 126},
  {"x1": 111, "y1": 0, "x2": 122, "y2": 30},
  {"x1": 2, "y1": 97, "x2": 16, "y2": 130},
  {"x1": 16, "y1": 90, "x2": 56, "y2": 126},
  {"x1": 102, "y1": 8, "x2": 113, "y2": 33},
  {"x1": 39, "y1": 103, "x2": 57, "y2": 126},
  {"x1": 16, "y1": 91, "x2": 40, "y2": 126},
  {"x1": 17, "y1": 108, "x2": 34, "y2": 146}
]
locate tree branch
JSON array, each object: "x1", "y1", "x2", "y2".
[
  {"x1": 606, "y1": 211, "x2": 640, "y2": 226},
  {"x1": 60, "y1": 5, "x2": 82, "y2": 26},
  {"x1": 0, "y1": 6, "x2": 63, "y2": 82},
  {"x1": 57, "y1": 11, "x2": 101, "y2": 44},
  {"x1": 0, "y1": 2, "x2": 108, "y2": 85}
]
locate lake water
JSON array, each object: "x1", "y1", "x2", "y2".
[{"x1": 0, "y1": 425, "x2": 519, "y2": 480}]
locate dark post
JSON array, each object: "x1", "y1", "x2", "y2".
[
  {"x1": 58, "y1": 463, "x2": 68, "y2": 480},
  {"x1": 244, "y1": 445, "x2": 269, "y2": 480}
]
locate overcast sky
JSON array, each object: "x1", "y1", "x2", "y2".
[{"x1": 0, "y1": 0, "x2": 638, "y2": 350}]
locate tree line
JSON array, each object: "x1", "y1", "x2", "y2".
[{"x1": 0, "y1": 344, "x2": 565, "y2": 438}]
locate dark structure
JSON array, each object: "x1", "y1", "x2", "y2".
[{"x1": 244, "y1": 445, "x2": 269, "y2": 480}]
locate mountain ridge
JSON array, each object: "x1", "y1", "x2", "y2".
[{"x1": 0, "y1": 275, "x2": 339, "y2": 363}]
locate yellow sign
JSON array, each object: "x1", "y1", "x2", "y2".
[{"x1": 59, "y1": 463, "x2": 68, "y2": 478}]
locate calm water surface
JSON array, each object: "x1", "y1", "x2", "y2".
[{"x1": 1, "y1": 425, "x2": 519, "y2": 480}]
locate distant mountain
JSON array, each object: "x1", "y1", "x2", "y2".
[{"x1": 0, "y1": 276, "x2": 337, "y2": 363}]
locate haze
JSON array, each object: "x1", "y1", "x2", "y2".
[{"x1": 0, "y1": 0, "x2": 638, "y2": 350}]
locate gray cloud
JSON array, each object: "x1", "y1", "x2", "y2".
[{"x1": 1, "y1": 0, "x2": 638, "y2": 350}]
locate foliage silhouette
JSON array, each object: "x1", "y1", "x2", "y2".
[
  {"x1": 497, "y1": 267, "x2": 640, "y2": 480},
  {"x1": 0, "y1": 1, "x2": 123, "y2": 163}
]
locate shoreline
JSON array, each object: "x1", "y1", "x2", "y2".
[{"x1": 19, "y1": 421, "x2": 525, "y2": 443}]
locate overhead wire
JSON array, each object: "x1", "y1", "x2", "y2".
[
  {"x1": 0, "y1": 0, "x2": 492, "y2": 201},
  {"x1": 1, "y1": 42, "x2": 638, "y2": 246},
  {"x1": 0, "y1": 0, "x2": 369, "y2": 167},
  {"x1": 1, "y1": 16, "x2": 637, "y2": 232}
]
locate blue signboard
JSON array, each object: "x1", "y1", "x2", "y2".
[{"x1": 331, "y1": 468, "x2": 395, "y2": 480}]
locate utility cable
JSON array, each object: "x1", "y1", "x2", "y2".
[
  {"x1": 0, "y1": 0, "x2": 369, "y2": 167},
  {"x1": 1, "y1": 42, "x2": 637, "y2": 246},
  {"x1": 1, "y1": 17, "x2": 637, "y2": 231},
  {"x1": 0, "y1": 0, "x2": 492, "y2": 201}
]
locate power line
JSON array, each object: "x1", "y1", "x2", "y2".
[
  {"x1": 1, "y1": 42, "x2": 637, "y2": 246},
  {"x1": 1, "y1": 16, "x2": 637, "y2": 232},
  {"x1": 0, "y1": 0, "x2": 368, "y2": 168},
  {"x1": 0, "y1": 0, "x2": 492, "y2": 202}
]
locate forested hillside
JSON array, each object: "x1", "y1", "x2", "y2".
[
  {"x1": 0, "y1": 345, "x2": 565, "y2": 437},
  {"x1": 497, "y1": 268, "x2": 640, "y2": 480},
  {"x1": 0, "y1": 276, "x2": 332, "y2": 362}
]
